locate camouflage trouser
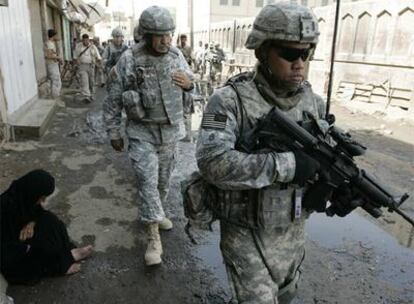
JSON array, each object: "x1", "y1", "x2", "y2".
[
  {"x1": 46, "y1": 62, "x2": 61, "y2": 98},
  {"x1": 78, "y1": 63, "x2": 95, "y2": 98},
  {"x1": 128, "y1": 138, "x2": 177, "y2": 223},
  {"x1": 220, "y1": 220, "x2": 306, "y2": 304}
]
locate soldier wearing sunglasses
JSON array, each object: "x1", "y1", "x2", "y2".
[{"x1": 196, "y1": 2, "x2": 324, "y2": 304}]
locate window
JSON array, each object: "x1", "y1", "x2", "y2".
[
  {"x1": 267, "y1": 0, "x2": 275, "y2": 4},
  {"x1": 256, "y1": 0, "x2": 263, "y2": 7},
  {"x1": 232, "y1": 0, "x2": 240, "y2": 6},
  {"x1": 0, "y1": 0, "x2": 8, "y2": 6},
  {"x1": 322, "y1": 0, "x2": 329, "y2": 5},
  {"x1": 301, "y1": 0, "x2": 308, "y2": 6},
  {"x1": 220, "y1": 0, "x2": 228, "y2": 5}
]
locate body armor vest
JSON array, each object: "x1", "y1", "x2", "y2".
[
  {"x1": 210, "y1": 73, "x2": 325, "y2": 229},
  {"x1": 106, "y1": 44, "x2": 128, "y2": 71},
  {"x1": 131, "y1": 44, "x2": 185, "y2": 124}
]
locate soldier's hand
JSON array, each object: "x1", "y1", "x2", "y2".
[
  {"x1": 292, "y1": 150, "x2": 320, "y2": 186},
  {"x1": 110, "y1": 138, "x2": 124, "y2": 152},
  {"x1": 326, "y1": 186, "x2": 362, "y2": 217},
  {"x1": 172, "y1": 72, "x2": 192, "y2": 90}
]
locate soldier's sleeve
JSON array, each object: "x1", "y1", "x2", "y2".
[
  {"x1": 102, "y1": 56, "x2": 126, "y2": 140},
  {"x1": 196, "y1": 89, "x2": 296, "y2": 190}
]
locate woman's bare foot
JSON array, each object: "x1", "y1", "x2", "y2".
[
  {"x1": 66, "y1": 263, "x2": 81, "y2": 275},
  {"x1": 71, "y1": 245, "x2": 93, "y2": 261}
]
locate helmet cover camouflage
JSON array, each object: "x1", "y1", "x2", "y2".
[
  {"x1": 111, "y1": 27, "x2": 124, "y2": 38},
  {"x1": 138, "y1": 6, "x2": 175, "y2": 35},
  {"x1": 245, "y1": 2, "x2": 319, "y2": 49}
]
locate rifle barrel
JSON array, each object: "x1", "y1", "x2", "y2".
[{"x1": 393, "y1": 208, "x2": 414, "y2": 226}]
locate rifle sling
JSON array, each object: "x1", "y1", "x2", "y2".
[{"x1": 77, "y1": 45, "x2": 91, "y2": 60}]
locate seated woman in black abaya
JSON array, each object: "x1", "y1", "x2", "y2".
[{"x1": 0, "y1": 169, "x2": 93, "y2": 284}]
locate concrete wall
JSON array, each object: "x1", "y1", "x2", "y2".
[
  {"x1": 0, "y1": 67, "x2": 10, "y2": 142},
  {"x1": 210, "y1": 0, "x2": 260, "y2": 22},
  {"x1": 310, "y1": 0, "x2": 414, "y2": 110},
  {"x1": 0, "y1": 0, "x2": 38, "y2": 114}
]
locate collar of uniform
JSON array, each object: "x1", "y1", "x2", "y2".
[{"x1": 254, "y1": 65, "x2": 304, "y2": 111}]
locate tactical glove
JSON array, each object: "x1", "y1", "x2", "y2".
[
  {"x1": 326, "y1": 186, "x2": 361, "y2": 217},
  {"x1": 292, "y1": 150, "x2": 320, "y2": 186}
]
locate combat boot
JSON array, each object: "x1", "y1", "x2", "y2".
[
  {"x1": 145, "y1": 223, "x2": 162, "y2": 266},
  {"x1": 158, "y1": 217, "x2": 173, "y2": 231}
]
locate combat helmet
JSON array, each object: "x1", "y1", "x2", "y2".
[
  {"x1": 138, "y1": 6, "x2": 175, "y2": 35},
  {"x1": 245, "y1": 2, "x2": 319, "y2": 50},
  {"x1": 111, "y1": 27, "x2": 124, "y2": 38},
  {"x1": 133, "y1": 25, "x2": 142, "y2": 43}
]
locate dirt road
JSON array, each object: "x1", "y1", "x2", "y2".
[{"x1": 1, "y1": 89, "x2": 413, "y2": 304}]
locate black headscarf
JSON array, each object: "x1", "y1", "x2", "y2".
[{"x1": 1, "y1": 169, "x2": 55, "y2": 230}]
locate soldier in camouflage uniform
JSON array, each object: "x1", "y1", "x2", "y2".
[
  {"x1": 103, "y1": 6, "x2": 194, "y2": 266},
  {"x1": 196, "y1": 3, "x2": 323, "y2": 303},
  {"x1": 102, "y1": 28, "x2": 128, "y2": 77},
  {"x1": 204, "y1": 42, "x2": 226, "y2": 85}
]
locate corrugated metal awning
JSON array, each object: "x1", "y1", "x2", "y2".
[
  {"x1": 82, "y1": 2, "x2": 105, "y2": 26},
  {"x1": 65, "y1": 0, "x2": 104, "y2": 26}
]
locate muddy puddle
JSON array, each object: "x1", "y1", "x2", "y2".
[{"x1": 306, "y1": 212, "x2": 414, "y2": 286}]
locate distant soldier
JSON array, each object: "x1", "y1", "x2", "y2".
[
  {"x1": 44, "y1": 29, "x2": 63, "y2": 98},
  {"x1": 204, "y1": 42, "x2": 225, "y2": 84},
  {"x1": 93, "y1": 37, "x2": 105, "y2": 87},
  {"x1": 214, "y1": 42, "x2": 226, "y2": 81},
  {"x1": 102, "y1": 28, "x2": 128, "y2": 77},
  {"x1": 177, "y1": 34, "x2": 194, "y2": 67},
  {"x1": 73, "y1": 34, "x2": 101, "y2": 102},
  {"x1": 200, "y1": 42, "x2": 209, "y2": 79}
]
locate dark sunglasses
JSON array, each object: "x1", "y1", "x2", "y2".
[{"x1": 273, "y1": 46, "x2": 313, "y2": 62}]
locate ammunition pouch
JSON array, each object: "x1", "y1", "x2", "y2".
[
  {"x1": 122, "y1": 90, "x2": 145, "y2": 122},
  {"x1": 257, "y1": 184, "x2": 296, "y2": 230},
  {"x1": 181, "y1": 172, "x2": 216, "y2": 230},
  {"x1": 182, "y1": 169, "x2": 308, "y2": 230},
  {"x1": 137, "y1": 66, "x2": 158, "y2": 109}
]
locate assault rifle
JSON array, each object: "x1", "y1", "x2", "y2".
[{"x1": 238, "y1": 107, "x2": 414, "y2": 226}]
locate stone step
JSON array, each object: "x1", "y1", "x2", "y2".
[{"x1": 9, "y1": 98, "x2": 56, "y2": 138}]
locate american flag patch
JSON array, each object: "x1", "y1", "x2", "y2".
[{"x1": 201, "y1": 113, "x2": 227, "y2": 129}]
